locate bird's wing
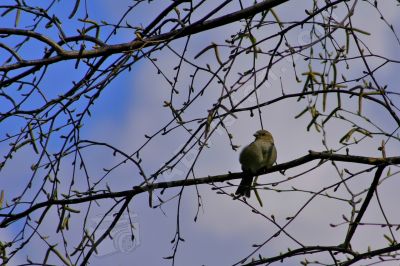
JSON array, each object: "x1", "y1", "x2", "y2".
[{"x1": 239, "y1": 142, "x2": 262, "y2": 173}]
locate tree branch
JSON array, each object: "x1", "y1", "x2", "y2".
[
  {"x1": 0, "y1": 151, "x2": 397, "y2": 228},
  {"x1": 243, "y1": 241, "x2": 400, "y2": 266},
  {"x1": 0, "y1": 0, "x2": 290, "y2": 72},
  {"x1": 243, "y1": 245, "x2": 355, "y2": 265},
  {"x1": 343, "y1": 165, "x2": 386, "y2": 248},
  {"x1": 341, "y1": 242, "x2": 400, "y2": 266}
]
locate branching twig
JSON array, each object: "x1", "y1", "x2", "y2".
[
  {"x1": 1, "y1": 151, "x2": 397, "y2": 228},
  {"x1": 343, "y1": 165, "x2": 386, "y2": 248}
]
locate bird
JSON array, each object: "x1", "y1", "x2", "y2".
[{"x1": 235, "y1": 129, "x2": 277, "y2": 198}]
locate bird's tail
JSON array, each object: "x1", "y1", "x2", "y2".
[{"x1": 235, "y1": 174, "x2": 254, "y2": 198}]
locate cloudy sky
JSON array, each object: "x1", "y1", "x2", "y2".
[{"x1": 1, "y1": 1, "x2": 400, "y2": 265}]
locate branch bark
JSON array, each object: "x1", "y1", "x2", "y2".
[
  {"x1": 343, "y1": 165, "x2": 386, "y2": 248},
  {"x1": 1, "y1": 150, "x2": 397, "y2": 228},
  {"x1": 0, "y1": 0, "x2": 290, "y2": 72}
]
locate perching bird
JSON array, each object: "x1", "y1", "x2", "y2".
[{"x1": 235, "y1": 130, "x2": 277, "y2": 197}]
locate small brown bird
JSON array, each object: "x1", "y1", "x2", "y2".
[{"x1": 235, "y1": 130, "x2": 277, "y2": 197}]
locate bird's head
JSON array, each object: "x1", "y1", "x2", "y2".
[{"x1": 253, "y1": 130, "x2": 274, "y2": 142}]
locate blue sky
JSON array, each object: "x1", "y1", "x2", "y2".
[{"x1": 1, "y1": 1, "x2": 400, "y2": 265}]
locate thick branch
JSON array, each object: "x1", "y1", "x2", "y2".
[
  {"x1": 0, "y1": 151, "x2": 398, "y2": 228},
  {"x1": 244, "y1": 241, "x2": 400, "y2": 266},
  {"x1": 0, "y1": 0, "x2": 290, "y2": 72},
  {"x1": 341, "y1": 242, "x2": 400, "y2": 266},
  {"x1": 343, "y1": 165, "x2": 386, "y2": 248},
  {"x1": 244, "y1": 245, "x2": 355, "y2": 265}
]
